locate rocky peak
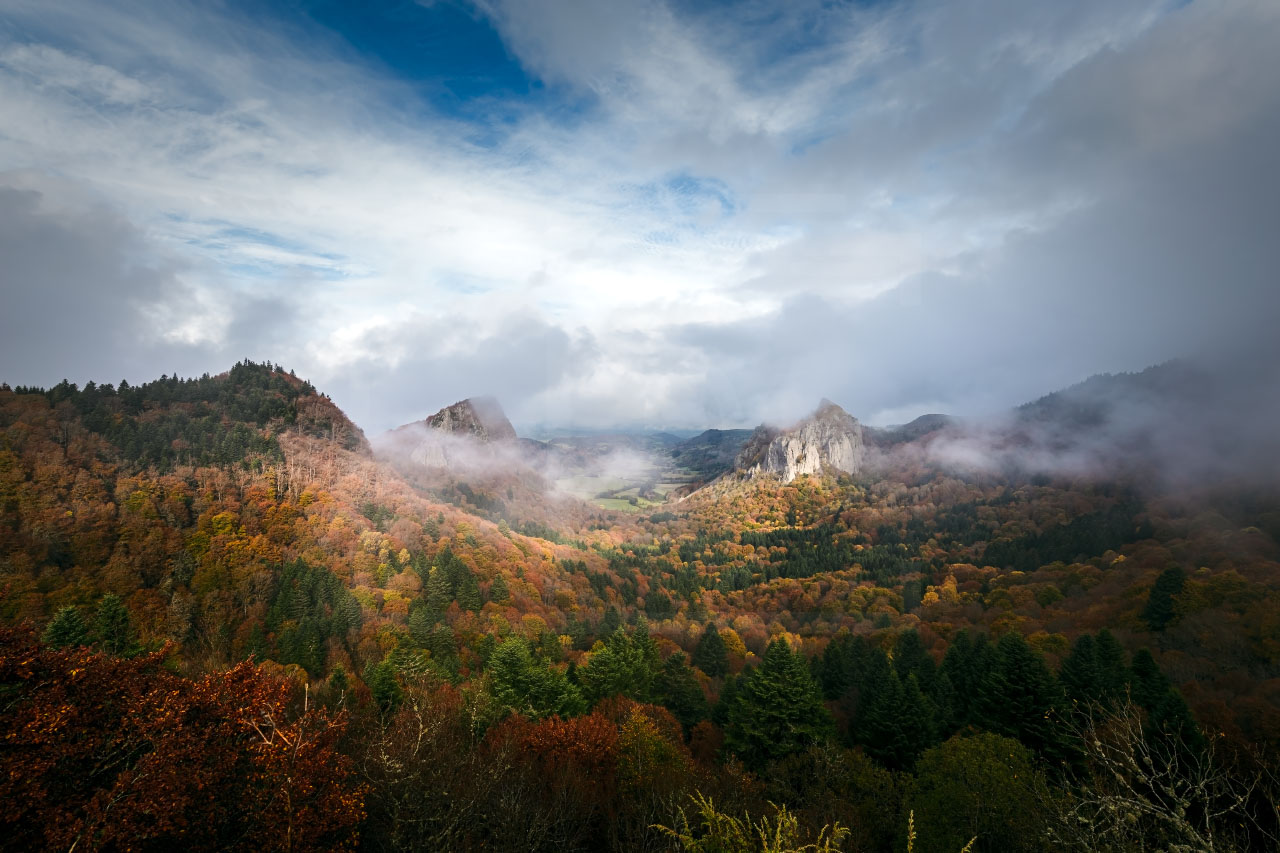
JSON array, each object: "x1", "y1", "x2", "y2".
[
  {"x1": 423, "y1": 396, "x2": 517, "y2": 443},
  {"x1": 735, "y1": 400, "x2": 866, "y2": 483},
  {"x1": 378, "y1": 396, "x2": 518, "y2": 470}
]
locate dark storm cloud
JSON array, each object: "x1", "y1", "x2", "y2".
[
  {"x1": 0, "y1": 174, "x2": 312, "y2": 389},
  {"x1": 0, "y1": 179, "x2": 192, "y2": 385},
  {"x1": 661, "y1": 0, "x2": 1280, "y2": 430},
  {"x1": 1, "y1": 0, "x2": 1276, "y2": 436},
  {"x1": 671, "y1": 129, "x2": 1280, "y2": 430}
]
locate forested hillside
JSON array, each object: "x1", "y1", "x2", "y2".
[{"x1": 2, "y1": 362, "x2": 1278, "y2": 852}]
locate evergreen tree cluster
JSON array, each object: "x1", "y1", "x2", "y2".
[
  {"x1": 981, "y1": 499, "x2": 1152, "y2": 571},
  {"x1": 811, "y1": 627, "x2": 1199, "y2": 774},
  {"x1": 22, "y1": 360, "x2": 325, "y2": 472},
  {"x1": 42, "y1": 594, "x2": 138, "y2": 657},
  {"x1": 258, "y1": 559, "x2": 363, "y2": 676}
]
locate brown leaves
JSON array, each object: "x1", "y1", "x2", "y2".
[{"x1": 0, "y1": 625, "x2": 364, "y2": 851}]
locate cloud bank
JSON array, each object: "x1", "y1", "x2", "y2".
[{"x1": 0, "y1": 0, "x2": 1276, "y2": 433}]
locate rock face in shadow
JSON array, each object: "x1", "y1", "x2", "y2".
[
  {"x1": 422, "y1": 397, "x2": 517, "y2": 443},
  {"x1": 382, "y1": 397, "x2": 518, "y2": 469},
  {"x1": 735, "y1": 399, "x2": 866, "y2": 483}
]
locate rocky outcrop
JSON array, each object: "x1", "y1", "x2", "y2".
[
  {"x1": 735, "y1": 400, "x2": 866, "y2": 482},
  {"x1": 423, "y1": 396, "x2": 517, "y2": 442},
  {"x1": 381, "y1": 397, "x2": 518, "y2": 469}
]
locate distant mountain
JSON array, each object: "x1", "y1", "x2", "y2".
[
  {"x1": 381, "y1": 397, "x2": 518, "y2": 469},
  {"x1": 733, "y1": 399, "x2": 866, "y2": 483},
  {"x1": 671, "y1": 428, "x2": 754, "y2": 479},
  {"x1": 421, "y1": 396, "x2": 517, "y2": 443},
  {"x1": 890, "y1": 356, "x2": 1280, "y2": 488},
  {"x1": 866, "y1": 413, "x2": 957, "y2": 447}
]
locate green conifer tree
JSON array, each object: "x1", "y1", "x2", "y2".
[
  {"x1": 1059, "y1": 633, "x2": 1100, "y2": 708},
  {"x1": 42, "y1": 606, "x2": 90, "y2": 649},
  {"x1": 711, "y1": 671, "x2": 742, "y2": 727},
  {"x1": 724, "y1": 639, "x2": 833, "y2": 770},
  {"x1": 93, "y1": 594, "x2": 136, "y2": 657},
  {"x1": 489, "y1": 572, "x2": 510, "y2": 604},
  {"x1": 1142, "y1": 566, "x2": 1186, "y2": 631},
  {"x1": 852, "y1": 647, "x2": 935, "y2": 770},
  {"x1": 655, "y1": 651, "x2": 709, "y2": 733},
  {"x1": 691, "y1": 622, "x2": 729, "y2": 678},
  {"x1": 408, "y1": 606, "x2": 437, "y2": 646},
  {"x1": 364, "y1": 659, "x2": 403, "y2": 715},
  {"x1": 425, "y1": 565, "x2": 453, "y2": 614},
  {"x1": 1093, "y1": 629, "x2": 1130, "y2": 702},
  {"x1": 1129, "y1": 648, "x2": 1203, "y2": 752},
  {"x1": 977, "y1": 632, "x2": 1069, "y2": 766},
  {"x1": 455, "y1": 569, "x2": 482, "y2": 612},
  {"x1": 601, "y1": 606, "x2": 623, "y2": 636},
  {"x1": 579, "y1": 628, "x2": 657, "y2": 703},
  {"x1": 328, "y1": 663, "x2": 349, "y2": 697},
  {"x1": 489, "y1": 637, "x2": 585, "y2": 719},
  {"x1": 893, "y1": 629, "x2": 937, "y2": 694},
  {"x1": 940, "y1": 630, "x2": 995, "y2": 730}
]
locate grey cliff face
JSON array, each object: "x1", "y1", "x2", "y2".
[
  {"x1": 735, "y1": 399, "x2": 865, "y2": 482},
  {"x1": 423, "y1": 396, "x2": 517, "y2": 442},
  {"x1": 384, "y1": 396, "x2": 518, "y2": 468}
]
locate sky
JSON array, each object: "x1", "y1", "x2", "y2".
[{"x1": 0, "y1": 0, "x2": 1277, "y2": 434}]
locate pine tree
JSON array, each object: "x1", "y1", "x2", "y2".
[
  {"x1": 852, "y1": 647, "x2": 935, "y2": 770},
  {"x1": 691, "y1": 622, "x2": 729, "y2": 677},
  {"x1": 1093, "y1": 629, "x2": 1129, "y2": 703},
  {"x1": 977, "y1": 632, "x2": 1069, "y2": 766},
  {"x1": 893, "y1": 628, "x2": 936, "y2": 695},
  {"x1": 328, "y1": 663, "x2": 349, "y2": 697},
  {"x1": 899, "y1": 673, "x2": 939, "y2": 765},
  {"x1": 425, "y1": 624, "x2": 459, "y2": 675},
  {"x1": 538, "y1": 630, "x2": 564, "y2": 663},
  {"x1": 93, "y1": 594, "x2": 136, "y2": 657},
  {"x1": 655, "y1": 651, "x2": 708, "y2": 733},
  {"x1": 1059, "y1": 633, "x2": 1100, "y2": 708},
  {"x1": 578, "y1": 628, "x2": 657, "y2": 704},
  {"x1": 364, "y1": 659, "x2": 403, "y2": 715},
  {"x1": 724, "y1": 639, "x2": 833, "y2": 770},
  {"x1": 940, "y1": 630, "x2": 995, "y2": 730},
  {"x1": 425, "y1": 566, "x2": 452, "y2": 614},
  {"x1": 408, "y1": 606, "x2": 437, "y2": 646},
  {"x1": 489, "y1": 572, "x2": 510, "y2": 604},
  {"x1": 565, "y1": 615, "x2": 589, "y2": 650},
  {"x1": 601, "y1": 606, "x2": 623, "y2": 636},
  {"x1": 1129, "y1": 648, "x2": 1203, "y2": 751},
  {"x1": 633, "y1": 618, "x2": 660, "y2": 673},
  {"x1": 42, "y1": 606, "x2": 90, "y2": 649},
  {"x1": 455, "y1": 568, "x2": 482, "y2": 612},
  {"x1": 711, "y1": 671, "x2": 742, "y2": 727},
  {"x1": 1142, "y1": 566, "x2": 1185, "y2": 631},
  {"x1": 489, "y1": 637, "x2": 585, "y2": 719},
  {"x1": 819, "y1": 632, "x2": 877, "y2": 701},
  {"x1": 931, "y1": 671, "x2": 959, "y2": 740}
]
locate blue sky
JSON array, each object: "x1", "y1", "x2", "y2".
[{"x1": 0, "y1": 0, "x2": 1277, "y2": 432}]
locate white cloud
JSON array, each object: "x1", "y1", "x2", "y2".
[{"x1": 0, "y1": 0, "x2": 1276, "y2": 433}]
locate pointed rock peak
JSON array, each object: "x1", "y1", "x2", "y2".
[
  {"x1": 424, "y1": 396, "x2": 517, "y2": 442},
  {"x1": 812, "y1": 398, "x2": 853, "y2": 421},
  {"x1": 733, "y1": 398, "x2": 866, "y2": 483}
]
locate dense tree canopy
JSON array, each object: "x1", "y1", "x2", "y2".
[{"x1": 2, "y1": 363, "x2": 1278, "y2": 850}]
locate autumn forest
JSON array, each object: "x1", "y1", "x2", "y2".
[{"x1": 3, "y1": 361, "x2": 1279, "y2": 852}]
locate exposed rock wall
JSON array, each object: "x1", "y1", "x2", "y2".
[{"x1": 735, "y1": 400, "x2": 866, "y2": 482}]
